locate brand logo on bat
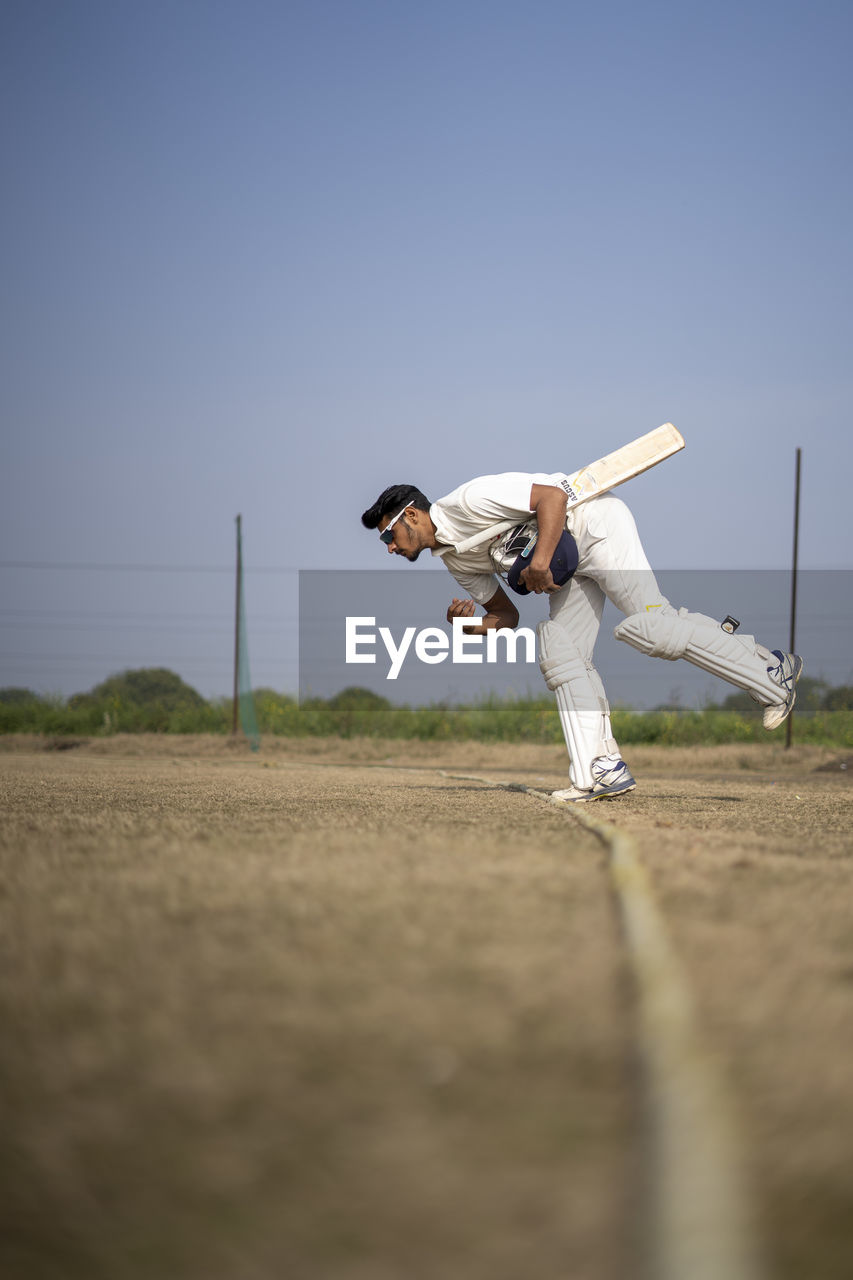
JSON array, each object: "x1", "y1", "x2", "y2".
[{"x1": 560, "y1": 468, "x2": 597, "y2": 503}]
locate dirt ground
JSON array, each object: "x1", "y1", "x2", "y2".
[{"x1": 0, "y1": 735, "x2": 851, "y2": 1280}]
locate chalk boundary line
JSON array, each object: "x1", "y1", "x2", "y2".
[{"x1": 440, "y1": 770, "x2": 764, "y2": 1280}]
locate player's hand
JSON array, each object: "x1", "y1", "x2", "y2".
[
  {"x1": 519, "y1": 565, "x2": 557, "y2": 594},
  {"x1": 446, "y1": 597, "x2": 477, "y2": 623}
]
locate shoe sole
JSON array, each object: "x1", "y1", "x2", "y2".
[{"x1": 553, "y1": 781, "x2": 637, "y2": 803}]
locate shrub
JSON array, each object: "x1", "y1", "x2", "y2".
[
  {"x1": 78, "y1": 668, "x2": 206, "y2": 711},
  {"x1": 823, "y1": 685, "x2": 853, "y2": 711},
  {"x1": 0, "y1": 687, "x2": 41, "y2": 706}
]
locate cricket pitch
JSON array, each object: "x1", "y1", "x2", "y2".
[{"x1": 1, "y1": 735, "x2": 851, "y2": 1279}]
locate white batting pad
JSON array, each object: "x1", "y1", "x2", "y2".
[
  {"x1": 613, "y1": 605, "x2": 781, "y2": 705},
  {"x1": 538, "y1": 619, "x2": 620, "y2": 789}
]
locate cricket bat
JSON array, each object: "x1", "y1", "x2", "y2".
[
  {"x1": 558, "y1": 422, "x2": 684, "y2": 507},
  {"x1": 456, "y1": 423, "x2": 685, "y2": 554}
]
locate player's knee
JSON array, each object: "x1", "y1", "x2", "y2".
[
  {"x1": 537, "y1": 619, "x2": 589, "y2": 690},
  {"x1": 614, "y1": 604, "x2": 691, "y2": 661}
]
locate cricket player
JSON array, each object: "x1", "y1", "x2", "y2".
[{"x1": 361, "y1": 474, "x2": 802, "y2": 802}]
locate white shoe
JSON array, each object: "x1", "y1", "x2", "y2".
[
  {"x1": 763, "y1": 650, "x2": 804, "y2": 729},
  {"x1": 552, "y1": 758, "x2": 636, "y2": 803}
]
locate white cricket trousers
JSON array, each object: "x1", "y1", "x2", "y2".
[{"x1": 540, "y1": 495, "x2": 784, "y2": 788}]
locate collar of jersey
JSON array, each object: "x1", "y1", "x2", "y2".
[{"x1": 428, "y1": 503, "x2": 456, "y2": 555}]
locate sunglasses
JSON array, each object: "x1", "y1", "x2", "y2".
[{"x1": 379, "y1": 506, "x2": 410, "y2": 544}]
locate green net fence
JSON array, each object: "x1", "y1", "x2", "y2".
[{"x1": 235, "y1": 516, "x2": 260, "y2": 751}]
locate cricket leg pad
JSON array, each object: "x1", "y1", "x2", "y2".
[
  {"x1": 613, "y1": 605, "x2": 781, "y2": 705},
  {"x1": 538, "y1": 619, "x2": 620, "y2": 790}
]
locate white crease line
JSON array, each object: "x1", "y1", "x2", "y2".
[{"x1": 442, "y1": 771, "x2": 764, "y2": 1280}]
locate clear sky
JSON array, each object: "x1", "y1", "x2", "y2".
[{"x1": 2, "y1": 0, "x2": 851, "y2": 701}]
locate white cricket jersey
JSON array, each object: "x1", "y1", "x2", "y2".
[{"x1": 430, "y1": 471, "x2": 568, "y2": 605}]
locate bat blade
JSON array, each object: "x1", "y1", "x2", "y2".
[{"x1": 560, "y1": 423, "x2": 685, "y2": 507}]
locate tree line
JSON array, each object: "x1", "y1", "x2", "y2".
[{"x1": 1, "y1": 668, "x2": 851, "y2": 747}]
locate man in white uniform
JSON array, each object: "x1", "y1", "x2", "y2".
[{"x1": 361, "y1": 475, "x2": 802, "y2": 802}]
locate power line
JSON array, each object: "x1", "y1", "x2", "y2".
[
  {"x1": 0, "y1": 608, "x2": 293, "y2": 622},
  {"x1": 0, "y1": 620, "x2": 296, "y2": 634},
  {"x1": 0, "y1": 560, "x2": 300, "y2": 573},
  {"x1": 1, "y1": 650, "x2": 293, "y2": 664}
]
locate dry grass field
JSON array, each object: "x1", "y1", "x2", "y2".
[{"x1": 1, "y1": 735, "x2": 851, "y2": 1280}]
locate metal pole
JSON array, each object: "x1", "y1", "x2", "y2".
[
  {"x1": 232, "y1": 514, "x2": 242, "y2": 737},
  {"x1": 785, "y1": 451, "x2": 801, "y2": 749}
]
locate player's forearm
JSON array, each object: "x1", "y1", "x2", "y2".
[
  {"x1": 464, "y1": 609, "x2": 519, "y2": 634},
  {"x1": 529, "y1": 486, "x2": 569, "y2": 569},
  {"x1": 453, "y1": 607, "x2": 520, "y2": 635},
  {"x1": 447, "y1": 588, "x2": 519, "y2": 634}
]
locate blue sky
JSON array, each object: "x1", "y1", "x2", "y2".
[{"x1": 1, "y1": 0, "x2": 851, "y2": 700}]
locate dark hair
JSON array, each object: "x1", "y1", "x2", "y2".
[{"x1": 361, "y1": 484, "x2": 431, "y2": 529}]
